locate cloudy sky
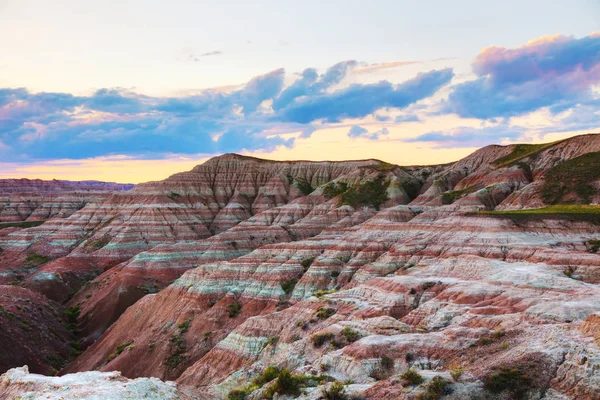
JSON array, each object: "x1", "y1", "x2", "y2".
[{"x1": 0, "y1": 0, "x2": 599, "y2": 183}]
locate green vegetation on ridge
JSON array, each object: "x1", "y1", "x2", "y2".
[
  {"x1": 493, "y1": 142, "x2": 559, "y2": 167},
  {"x1": 541, "y1": 152, "x2": 600, "y2": 204},
  {"x1": 477, "y1": 205, "x2": 600, "y2": 224}
]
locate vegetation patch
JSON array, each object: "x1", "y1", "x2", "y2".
[
  {"x1": 493, "y1": 142, "x2": 559, "y2": 167},
  {"x1": 588, "y1": 239, "x2": 600, "y2": 253},
  {"x1": 441, "y1": 186, "x2": 477, "y2": 204},
  {"x1": 400, "y1": 368, "x2": 425, "y2": 386},
  {"x1": 416, "y1": 376, "x2": 451, "y2": 400},
  {"x1": 320, "y1": 381, "x2": 347, "y2": 400},
  {"x1": 227, "y1": 301, "x2": 243, "y2": 318},
  {"x1": 476, "y1": 205, "x2": 600, "y2": 225},
  {"x1": 324, "y1": 176, "x2": 390, "y2": 210},
  {"x1": 295, "y1": 178, "x2": 315, "y2": 195},
  {"x1": 301, "y1": 257, "x2": 315, "y2": 270},
  {"x1": 0, "y1": 220, "x2": 45, "y2": 229},
  {"x1": 312, "y1": 332, "x2": 335, "y2": 347},
  {"x1": 541, "y1": 152, "x2": 600, "y2": 204},
  {"x1": 315, "y1": 307, "x2": 336, "y2": 320},
  {"x1": 281, "y1": 279, "x2": 297, "y2": 295},
  {"x1": 24, "y1": 251, "x2": 51, "y2": 266},
  {"x1": 483, "y1": 367, "x2": 530, "y2": 399},
  {"x1": 64, "y1": 306, "x2": 80, "y2": 332},
  {"x1": 105, "y1": 339, "x2": 134, "y2": 363},
  {"x1": 341, "y1": 327, "x2": 360, "y2": 343},
  {"x1": 314, "y1": 289, "x2": 338, "y2": 298},
  {"x1": 167, "y1": 191, "x2": 181, "y2": 201},
  {"x1": 84, "y1": 235, "x2": 110, "y2": 252},
  {"x1": 227, "y1": 366, "x2": 328, "y2": 400}
]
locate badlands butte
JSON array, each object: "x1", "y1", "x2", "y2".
[{"x1": 0, "y1": 134, "x2": 600, "y2": 399}]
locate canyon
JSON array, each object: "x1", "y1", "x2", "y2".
[{"x1": 1, "y1": 133, "x2": 599, "y2": 399}]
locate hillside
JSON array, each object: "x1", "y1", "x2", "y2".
[{"x1": 1, "y1": 134, "x2": 599, "y2": 399}]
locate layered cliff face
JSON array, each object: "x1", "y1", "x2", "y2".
[{"x1": 1, "y1": 134, "x2": 600, "y2": 399}]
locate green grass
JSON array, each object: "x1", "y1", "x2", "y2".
[
  {"x1": 0, "y1": 220, "x2": 46, "y2": 229},
  {"x1": 441, "y1": 186, "x2": 477, "y2": 204},
  {"x1": 477, "y1": 205, "x2": 600, "y2": 225},
  {"x1": 493, "y1": 142, "x2": 559, "y2": 167},
  {"x1": 483, "y1": 368, "x2": 530, "y2": 399},
  {"x1": 541, "y1": 152, "x2": 600, "y2": 204},
  {"x1": 323, "y1": 177, "x2": 390, "y2": 210},
  {"x1": 24, "y1": 251, "x2": 52, "y2": 266}
]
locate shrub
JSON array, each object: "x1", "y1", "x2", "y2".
[
  {"x1": 323, "y1": 182, "x2": 348, "y2": 199},
  {"x1": 321, "y1": 381, "x2": 347, "y2": 400},
  {"x1": 177, "y1": 319, "x2": 190, "y2": 334},
  {"x1": 331, "y1": 270, "x2": 340, "y2": 278},
  {"x1": 164, "y1": 332, "x2": 186, "y2": 369},
  {"x1": 483, "y1": 368, "x2": 530, "y2": 399},
  {"x1": 405, "y1": 352, "x2": 414, "y2": 363},
  {"x1": 338, "y1": 176, "x2": 390, "y2": 210},
  {"x1": 400, "y1": 368, "x2": 424, "y2": 386},
  {"x1": 252, "y1": 366, "x2": 280, "y2": 387},
  {"x1": 316, "y1": 307, "x2": 336, "y2": 320},
  {"x1": 295, "y1": 179, "x2": 315, "y2": 195},
  {"x1": 301, "y1": 257, "x2": 315, "y2": 270},
  {"x1": 416, "y1": 376, "x2": 451, "y2": 400},
  {"x1": 263, "y1": 368, "x2": 301, "y2": 398},
  {"x1": 341, "y1": 327, "x2": 360, "y2": 343},
  {"x1": 227, "y1": 301, "x2": 242, "y2": 318},
  {"x1": 105, "y1": 340, "x2": 134, "y2": 363},
  {"x1": 281, "y1": 279, "x2": 297, "y2": 295},
  {"x1": 312, "y1": 332, "x2": 334, "y2": 347},
  {"x1": 64, "y1": 305, "x2": 80, "y2": 331},
  {"x1": 588, "y1": 239, "x2": 600, "y2": 253},
  {"x1": 450, "y1": 367, "x2": 463, "y2": 382},
  {"x1": 314, "y1": 289, "x2": 338, "y2": 298},
  {"x1": 264, "y1": 336, "x2": 279, "y2": 348}
]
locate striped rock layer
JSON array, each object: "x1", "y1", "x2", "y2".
[{"x1": 2, "y1": 134, "x2": 600, "y2": 399}]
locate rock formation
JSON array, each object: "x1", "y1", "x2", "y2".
[{"x1": 1, "y1": 134, "x2": 599, "y2": 399}]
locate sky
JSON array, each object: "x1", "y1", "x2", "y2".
[{"x1": 0, "y1": 0, "x2": 599, "y2": 183}]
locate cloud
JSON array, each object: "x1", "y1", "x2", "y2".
[
  {"x1": 347, "y1": 125, "x2": 390, "y2": 140},
  {"x1": 186, "y1": 50, "x2": 223, "y2": 61},
  {"x1": 395, "y1": 114, "x2": 421, "y2": 123},
  {"x1": 0, "y1": 62, "x2": 454, "y2": 161},
  {"x1": 405, "y1": 125, "x2": 525, "y2": 148},
  {"x1": 443, "y1": 33, "x2": 600, "y2": 119},
  {"x1": 275, "y1": 68, "x2": 454, "y2": 123}
]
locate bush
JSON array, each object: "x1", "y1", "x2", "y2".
[
  {"x1": 263, "y1": 368, "x2": 301, "y2": 398},
  {"x1": 281, "y1": 279, "x2": 297, "y2": 295},
  {"x1": 323, "y1": 182, "x2": 349, "y2": 199},
  {"x1": 321, "y1": 381, "x2": 347, "y2": 400},
  {"x1": 24, "y1": 251, "x2": 51, "y2": 266},
  {"x1": 295, "y1": 178, "x2": 315, "y2": 196},
  {"x1": 177, "y1": 319, "x2": 190, "y2": 334},
  {"x1": 416, "y1": 376, "x2": 451, "y2": 400},
  {"x1": 301, "y1": 257, "x2": 315, "y2": 270},
  {"x1": 316, "y1": 307, "x2": 336, "y2": 320},
  {"x1": 312, "y1": 332, "x2": 334, "y2": 347},
  {"x1": 341, "y1": 327, "x2": 360, "y2": 343},
  {"x1": 588, "y1": 239, "x2": 600, "y2": 253},
  {"x1": 400, "y1": 368, "x2": 424, "y2": 386},
  {"x1": 105, "y1": 340, "x2": 134, "y2": 363},
  {"x1": 338, "y1": 176, "x2": 390, "y2": 210},
  {"x1": 450, "y1": 367, "x2": 463, "y2": 382},
  {"x1": 64, "y1": 306, "x2": 80, "y2": 332},
  {"x1": 227, "y1": 301, "x2": 242, "y2": 318},
  {"x1": 483, "y1": 368, "x2": 530, "y2": 399},
  {"x1": 314, "y1": 289, "x2": 338, "y2": 298}
]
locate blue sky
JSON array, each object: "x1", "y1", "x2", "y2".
[{"x1": 0, "y1": 0, "x2": 598, "y2": 182}]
